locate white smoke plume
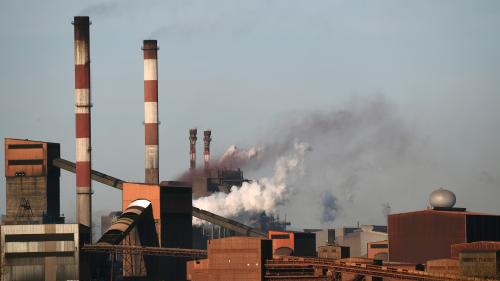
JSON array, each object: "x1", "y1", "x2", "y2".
[
  {"x1": 217, "y1": 145, "x2": 263, "y2": 169},
  {"x1": 193, "y1": 141, "x2": 310, "y2": 224}
]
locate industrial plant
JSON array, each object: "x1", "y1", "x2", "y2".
[{"x1": 1, "y1": 15, "x2": 500, "y2": 281}]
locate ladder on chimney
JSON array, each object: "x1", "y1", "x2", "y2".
[{"x1": 15, "y1": 197, "x2": 33, "y2": 223}]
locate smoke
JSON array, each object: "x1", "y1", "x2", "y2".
[
  {"x1": 321, "y1": 192, "x2": 339, "y2": 223},
  {"x1": 192, "y1": 141, "x2": 310, "y2": 225},
  {"x1": 198, "y1": 95, "x2": 422, "y2": 226},
  {"x1": 381, "y1": 202, "x2": 391, "y2": 218}
]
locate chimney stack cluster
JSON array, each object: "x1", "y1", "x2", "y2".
[{"x1": 188, "y1": 129, "x2": 212, "y2": 172}]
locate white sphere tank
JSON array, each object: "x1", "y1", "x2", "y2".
[{"x1": 429, "y1": 188, "x2": 456, "y2": 208}]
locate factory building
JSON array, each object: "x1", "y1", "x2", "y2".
[
  {"x1": 0, "y1": 224, "x2": 89, "y2": 281},
  {"x1": 3, "y1": 138, "x2": 64, "y2": 225},
  {"x1": 187, "y1": 237, "x2": 272, "y2": 281},
  {"x1": 317, "y1": 245, "x2": 350, "y2": 259},
  {"x1": 337, "y1": 225, "x2": 388, "y2": 258},
  {"x1": 268, "y1": 230, "x2": 316, "y2": 256},
  {"x1": 388, "y1": 189, "x2": 500, "y2": 264},
  {"x1": 367, "y1": 240, "x2": 389, "y2": 261}
]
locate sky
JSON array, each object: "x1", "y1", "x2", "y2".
[{"x1": 1, "y1": 0, "x2": 500, "y2": 231}]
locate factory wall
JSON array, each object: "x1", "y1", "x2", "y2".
[
  {"x1": 3, "y1": 139, "x2": 62, "y2": 225},
  {"x1": 388, "y1": 210, "x2": 467, "y2": 264},
  {"x1": 317, "y1": 245, "x2": 350, "y2": 259},
  {"x1": 0, "y1": 224, "x2": 89, "y2": 281},
  {"x1": 389, "y1": 209, "x2": 500, "y2": 264}
]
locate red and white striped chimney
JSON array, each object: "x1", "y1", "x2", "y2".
[
  {"x1": 143, "y1": 40, "x2": 159, "y2": 184},
  {"x1": 189, "y1": 129, "x2": 197, "y2": 170},
  {"x1": 73, "y1": 16, "x2": 92, "y2": 229},
  {"x1": 203, "y1": 130, "x2": 212, "y2": 171}
]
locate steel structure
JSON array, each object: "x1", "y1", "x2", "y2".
[
  {"x1": 73, "y1": 16, "x2": 92, "y2": 231},
  {"x1": 265, "y1": 256, "x2": 486, "y2": 281},
  {"x1": 82, "y1": 244, "x2": 207, "y2": 259}
]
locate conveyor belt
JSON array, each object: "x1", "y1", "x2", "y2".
[{"x1": 54, "y1": 158, "x2": 266, "y2": 238}]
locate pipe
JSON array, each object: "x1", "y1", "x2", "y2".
[
  {"x1": 203, "y1": 130, "x2": 212, "y2": 171},
  {"x1": 189, "y1": 128, "x2": 197, "y2": 170},
  {"x1": 143, "y1": 40, "x2": 159, "y2": 184},
  {"x1": 73, "y1": 16, "x2": 92, "y2": 231}
]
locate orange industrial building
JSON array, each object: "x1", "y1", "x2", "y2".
[
  {"x1": 367, "y1": 240, "x2": 389, "y2": 261},
  {"x1": 187, "y1": 236, "x2": 272, "y2": 281},
  {"x1": 268, "y1": 230, "x2": 316, "y2": 257}
]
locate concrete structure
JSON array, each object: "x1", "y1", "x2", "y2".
[
  {"x1": 268, "y1": 231, "x2": 316, "y2": 257},
  {"x1": 3, "y1": 138, "x2": 63, "y2": 225},
  {"x1": 73, "y1": 16, "x2": 92, "y2": 231},
  {"x1": 187, "y1": 237, "x2": 272, "y2": 281},
  {"x1": 459, "y1": 250, "x2": 500, "y2": 278},
  {"x1": 203, "y1": 130, "x2": 211, "y2": 171},
  {"x1": 0, "y1": 224, "x2": 90, "y2": 281},
  {"x1": 388, "y1": 209, "x2": 500, "y2": 264},
  {"x1": 189, "y1": 129, "x2": 197, "y2": 170},
  {"x1": 451, "y1": 241, "x2": 500, "y2": 259},
  {"x1": 367, "y1": 240, "x2": 389, "y2": 261},
  {"x1": 338, "y1": 225, "x2": 388, "y2": 258},
  {"x1": 305, "y1": 229, "x2": 335, "y2": 251},
  {"x1": 317, "y1": 245, "x2": 350, "y2": 259},
  {"x1": 143, "y1": 39, "x2": 159, "y2": 184}
]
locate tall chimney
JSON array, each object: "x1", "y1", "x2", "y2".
[
  {"x1": 143, "y1": 40, "x2": 159, "y2": 184},
  {"x1": 73, "y1": 16, "x2": 92, "y2": 230},
  {"x1": 189, "y1": 129, "x2": 197, "y2": 170},
  {"x1": 203, "y1": 130, "x2": 212, "y2": 171}
]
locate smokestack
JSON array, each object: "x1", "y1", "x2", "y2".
[
  {"x1": 143, "y1": 40, "x2": 159, "y2": 184},
  {"x1": 73, "y1": 16, "x2": 92, "y2": 230},
  {"x1": 203, "y1": 130, "x2": 212, "y2": 171},
  {"x1": 189, "y1": 129, "x2": 197, "y2": 170}
]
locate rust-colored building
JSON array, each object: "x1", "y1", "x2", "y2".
[
  {"x1": 3, "y1": 138, "x2": 63, "y2": 225},
  {"x1": 187, "y1": 236, "x2": 272, "y2": 281},
  {"x1": 388, "y1": 209, "x2": 500, "y2": 264},
  {"x1": 451, "y1": 241, "x2": 500, "y2": 259},
  {"x1": 367, "y1": 240, "x2": 389, "y2": 261},
  {"x1": 268, "y1": 231, "x2": 316, "y2": 257}
]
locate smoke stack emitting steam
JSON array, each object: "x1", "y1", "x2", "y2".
[
  {"x1": 143, "y1": 40, "x2": 159, "y2": 184},
  {"x1": 73, "y1": 16, "x2": 92, "y2": 230},
  {"x1": 189, "y1": 128, "x2": 197, "y2": 170},
  {"x1": 203, "y1": 130, "x2": 212, "y2": 171}
]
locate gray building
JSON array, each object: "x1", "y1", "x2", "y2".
[{"x1": 1, "y1": 224, "x2": 89, "y2": 281}]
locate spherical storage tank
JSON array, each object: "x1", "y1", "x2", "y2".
[{"x1": 429, "y1": 188, "x2": 456, "y2": 208}]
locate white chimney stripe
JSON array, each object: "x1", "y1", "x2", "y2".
[
  {"x1": 75, "y1": 89, "x2": 90, "y2": 113},
  {"x1": 76, "y1": 138, "x2": 90, "y2": 162},
  {"x1": 145, "y1": 145, "x2": 159, "y2": 169},
  {"x1": 144, "y1": 59, "x2": 157, "y2": 81},
  {"x1": 144, "y1": 102, "x2": 158, "y2": 123},
  {"x1": 75, "y1": 40, "x2": 89, "y2": 65}
]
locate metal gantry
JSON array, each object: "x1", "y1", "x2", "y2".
[{"x1": 81, "y1": 244, "x2": 207, "y2": 259}]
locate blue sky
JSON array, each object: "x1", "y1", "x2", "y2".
[{"x1": 1, "y1": 0, "x2": 500, "y2": 229}]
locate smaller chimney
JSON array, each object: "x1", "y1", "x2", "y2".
[
  {"x1": 203, "y1": 130, "x2": 212, "y2": 171},
  {"x1": 189, "y1": 129, "x2": 197, "y2": 170}
]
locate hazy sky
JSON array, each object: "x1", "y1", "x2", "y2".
[{"x1": 1, "y1": 0, "x2": 500, "y2": 230}]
